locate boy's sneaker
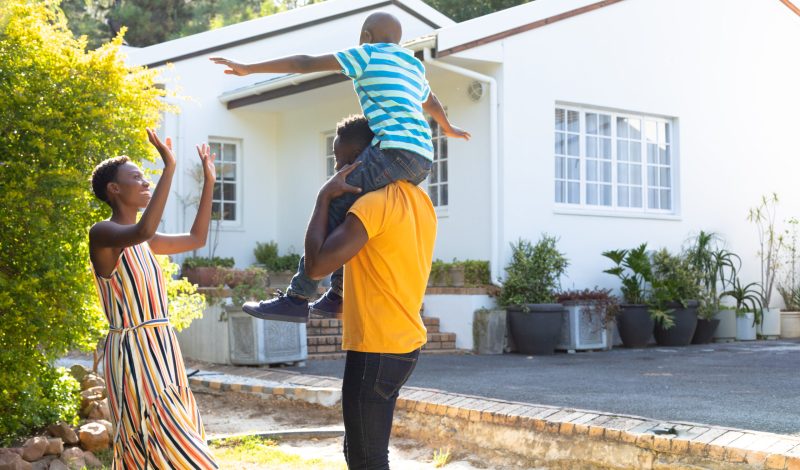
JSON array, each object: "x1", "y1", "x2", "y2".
[
  {"x1": 309, "y1": 290, "x2": 343, "y2": 319},
  {"x1": 242, "y1": 291, "x2": 309, "y2": 323}
]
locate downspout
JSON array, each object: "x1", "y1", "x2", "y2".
[{"x1": 423, "y1": 48, "x2": 502, "y2": 285}]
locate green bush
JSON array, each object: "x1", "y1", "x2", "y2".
[
  {"x1": 498, "y1": 236, "x2": 569, "y2": 307},
  {"x1": 182, "y1": 256, "x2": 235, "y2": 269},
  {"x1": 463, "y1": 260, "x2": 490, "y2": 286},
  {"x1": 157, "y1": 255, "x2": 206, "y2": 332},
  {"x1": 0, "y1": 1, "x2": 165, "y2": 444},
  {"x1": 253, "y1": 242, "x2": 300, "y2": 272}
]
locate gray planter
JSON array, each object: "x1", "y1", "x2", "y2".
[
  {"x1": 473, "y1": 309, "x2": 507, "y2": 355},
  {"x1": 654, "y1": 301, "x2": 699, "y2": 347},
  {"x1": 713, "y1": 309, "x2": 737, "y2": 342},
  {"x1": 507, "y1": 304, "x2": 565, "y2": 355},
  {"x1": 616, "y1": 304, "x2": 654, "y2": 348}
]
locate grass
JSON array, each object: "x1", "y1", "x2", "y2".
[
  {"x1": 433, "y1": 447, "x2": 452, "y2": 468},
  {"x1": 210, "y1": 435, "x2": 347, "y2": 469}
]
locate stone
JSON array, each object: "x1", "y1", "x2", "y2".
[
  {"x1": 29, "y1": 455, "x2": 56, "y2": 470},
  {"x1": 42, "y1": 440, "x2": 61, "y2": 459},
  {"x1": 79, "y1": 390, "x2": 102, "y2": 410},
  {"x1": 21, "y1": 437, "x2": 47, "y2": 462},
  {"x1": 58, "y1": 448, "x2": 84, "y2": 470},
  {"x1": 46, "y1": 423, "x2": 78, "y2": 446},
  {"x1": 47, "y1": 460, "x2": 68, "y2": 470},
  {"x1": 89, "y1": 420, "x2": 113, "y2": 438},
  {"x1": 0, "y1": 452, "x2": 32, "y2": 470},
  {"x1": 81, "y1": 452, "x2": 102, "y2": 469},
  {"x1": 68, "y1": 365, "x2": 89, "y2": 383},
  {"x1": 77, "y1": 423, "x2": 110, "y2": 452},
  {"x1": 80, "y1": 375, "x2": 104, "y2": 392},
  {"x1": 87, "y1": 401, "x2": 110, "y2": 421},
  {"x1": 85, "y1": 386, "x2": 106, "y2": 400}
]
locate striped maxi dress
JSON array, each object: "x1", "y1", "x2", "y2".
[{"x1": 92, "y1": 241, "x2": 218, "y2": 469}]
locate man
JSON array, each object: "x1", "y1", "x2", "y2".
[{"x1": 257, "y1": 115, "x2": 435, "y2": 469}]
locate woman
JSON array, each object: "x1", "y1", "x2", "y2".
[{"x1": 89, "y1": 128, "x2": 218, "y2": 469}]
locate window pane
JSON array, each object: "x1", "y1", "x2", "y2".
[
  {"x1": 555, "y1": 181, "x2": 564, "y2": 203},
  {"x1": 647, "y1": 143, "x2": 658, "y2": 164},
  {"x1": 648, "y1": 189, "x2": 658, "y2": 209},
  {"x1": 631, "y1": 164, "x2": 642, "y2": 185},
  {"x1": 601, "y1": 138, "x2": 611, "y2": 159},
  {"x1": 645, "y1": 121, "x2": 658, "y2": 143},
  {"x1": 618, "y1": 186, "x2": 629, "y2": 207},
  {"x1": 210, "y1": 143, "x2": 222, "y2": 158},
  {"x1": 587, "y1": 183, "x2": 598, "y2": 205},
  {"x1": 440, "y1": 161, "x2": 448, "y2": 182},
  {"x1": 223, "y1": 144, "x2": 236, "y2": 162},
  {"x1": 568, "y1": 158, "x2": 579, "y2": 180},
  {"x1": 223, "y1": 203, "x2": 236, "y2": 221},
  {"x1": 631, "y1": 188, "x2": 642, "y2": 208},
  {"x1": 665, "y1": 122, "x2": 671, "y2": 143},
  {"x1": 440, "y1": 136, "x2": 448, "y2": 158},
  {"x1": 661, "y1": 189, "x2": 671, "y2": 210},
  {"x1": 213, "y1": 182, "x2": 221, "y2": 200},
  {"x1": 586, "y1": 136, "x2": 597, "y2": 158},
  {"x1": 567, "y1": 134, "x2": 579, "y2": 156},
  {"x1": 586, "y1": 160, "x2": 597, "y2": 181},
  {"x1": 555, "y1": 157, "x2": 565, "y2": 179},
  {"x1": 211, "y1": 202, "x2": 221, "y2": 220},
  {"x1": 601, "y1": 184, "x2": 612, "y2": 206},
  {"x1": 568, "y1": 111, "x2": 579, "y2": 132},
  {"x1": 601, "y1": 162, "x2": 612, "y2": 183},
  {"x1": 586, "y1": 113, "x2": 598, "y2": 135},
  {"x1": 617, "y1": 117, "x2": 628, "y2": 138},
  {"x1": 555, "y1": 109, "x2": 565, "y2": 131},
  {"x1": 219, "y1": 162, "x2": 235, "y2": 180},
  {"x1": 599, "y1": 114, "x2": 611, "y2": 136},
  {"x1": 617, "y1": 141, "x2": 628, "y2": 161},
  {"x1": 441, "y1": 184, "x2": 448, "y2": 206},
  {"x1": 629, "y1": 142, "x2": 641, "y2": 162},
  {"x1": 223, "y1": 183, "x2": 235, "y2": 201},
  {"x1": 430, "y1": 163, "x2": 438, "y2": 183},
  {"x1": 568, "y1": 182, "x2": 580, "y2": 204},
  {"x1": 618, "y1": 163, "x2": 629, "y2": 184},
  {"x1": 326, "y1": 136, "x2": 334, "y2": 151},
  {"x1": 660, "y1": 168, "x2": 670, "y2": 186},
  {"x1": 660, "y1": 145, "x2": 670, "y2": 165},
  {"x1": 555, "y1": 133, "x2": 565, "y2": 155},
  {"x1": 629, "y1": 119, "x2": 642, "y2": 140},
  {"x1": 648, "y1": 166, "x2": 658, "y2": 186},
  {"x1": 327, "y1": 157, "x2": 335, "y2": 177},
  {"x1": 429, "y1": 186, "x2": 439, "y2": 206}
]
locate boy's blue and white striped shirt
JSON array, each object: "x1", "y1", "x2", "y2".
[{"x1": 335, "y1": 43, "x2": 433, "y2": 160}]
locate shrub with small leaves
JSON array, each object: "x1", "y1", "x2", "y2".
[{"x1": 498, "y1": 236, "x2": 569, "y2": 307}]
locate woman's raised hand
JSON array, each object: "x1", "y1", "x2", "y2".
[
  {"x1": 196, "y1": 143, "x2": 217, "y2": 183},
  {"x1": 146, "y1": 128, "x2": 176, "y2": 169}
]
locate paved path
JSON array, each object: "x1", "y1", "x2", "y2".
[{"x1": 285, "y1": 340, "x2": 800, "y2": 436}]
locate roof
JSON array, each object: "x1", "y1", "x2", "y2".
[
  {"x1": 436, "y1": 0, "x2": 800, "y2": 57},
  {"x1": 126, "y1": 0, "x2": 454, "y2": 68}
]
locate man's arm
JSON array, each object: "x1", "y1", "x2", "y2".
[
  {"x1": 304, "y1": 163, "x2": 369, "y2": 280},
  {"x1": 422, "y1": 91, "x2": 471, "y2": 140},
  {"x1": 210, "y1": 54, "x2": 341, "y2": 76}
]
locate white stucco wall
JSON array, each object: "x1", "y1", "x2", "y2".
[{"x1": 451, "y1": 0, "x2": 800, "y2": 302}]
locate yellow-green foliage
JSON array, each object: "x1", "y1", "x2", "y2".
[
  {"x1": 156, "y1": 255, "x2": 206, "y2": 332},
  {"x1": 0, "y1": 0, "x2": 166, "y2": 444},
  {"x1": 433, "y1": 447, "x2": 452, "y2": 468},
  {"x1": 210, "y1": 435, "x2": 347, "y2": 469}
]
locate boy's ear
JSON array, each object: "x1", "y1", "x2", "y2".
[{"x1": 360, "y1": 29, "x2": 371, "y2": 44}]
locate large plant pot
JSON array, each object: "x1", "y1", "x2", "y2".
[
  {"x1": 507, "y1": 304, "x2": 565, "y2": 355},
  {"x1": 183, "y1": 267, "x2": 222, "y2": 287},
  {"x1": 757, "y1": 307, "x2": 781, "y2": 338},
  {"x1": 736, "y1": 312, "x2": 757, "y2": 341},
  {"x1": 692, "y1": 318, "x2": 720, "y2": 344},
  {"x1": 713, "y1": 309, "x2": 737, "y2": 342},
  {"x1": 556, "y1": 301, "x2": 609, "y2": 352},
  {"x1": 780, "y1": 311, "x2": 800, "y2": 339},
  {"x1": 616, "y1": 304, "x2": 654, "y2": 349},
  {"x1": 654, "y1": 302, "x2": 699, "y2": 347},
  {"x1": 473, "y1": 309, "x2": 507, "y2": 355}
]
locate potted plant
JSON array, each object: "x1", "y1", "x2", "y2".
[
  {"x1": 649, "y1": 249, "x2": 702, "y2": 347},
  {"x1": 723, "y1": 278, "x2": 764, "y2": 341},
  {"x1": 254, "y1": 241, "x2": 301, "y2": 287},
  {"x1": 449, "y1": 259, "x2": 466, "y2": 287},
  {"x1": 555, "y1": 288, "x2": 619, "y2": 352},
  {"x1": 463, "y1": 260, "x2": 491, "y2": 287},
  {"x1": 748, "y1": 193, "x2": 784, "y2": 338},
  {"x1": 498, "y1": 235, "x2": 568, "y2": 355},
  {"x1": 428, "y1": 259, "x2": 449, "y2": 287},
  {"x1": 602, "y1": 244, "x2": 656, "y2": 348},
  {"x1": 182, "y1": 256, "x2": 235, "y2": 287},
  {"x1": 684, "y1": 232, "x2": 741, "y2": 344},
  {"x1": 778, "y1": 218, "x2": 800, "y2": 338}
]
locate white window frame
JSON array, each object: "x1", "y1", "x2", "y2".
[
  {"x1": 209, "y1": 137, "x2": 243, "y2": 228},
  {"x1": 323, "y1": 131, "x2": 336, "y2": 179},
  {"x1": 426, "y1": 116, "x2": 449, "y2": 213},
  {"x1": 553, "y1": 104, "x2": 679, "y2": 218}
]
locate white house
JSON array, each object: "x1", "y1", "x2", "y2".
[{"x1": 126, "y1": 0, "x2": 800, "y2": 348}]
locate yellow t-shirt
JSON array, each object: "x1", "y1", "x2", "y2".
[{"x1": 342, "y1": 181, "x2": 436, "y2": 353}]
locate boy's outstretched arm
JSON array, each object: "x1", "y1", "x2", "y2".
[
  {"x1": 423, "y1": 91, "x2": 471, "y2": 140},
  {"x1": 210, "y1": 54, "x2": 341, "y2": 76}
]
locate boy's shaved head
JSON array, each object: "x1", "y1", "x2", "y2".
[{"x1": 361, "y1": 12, "x2": 402, "y2": 44}]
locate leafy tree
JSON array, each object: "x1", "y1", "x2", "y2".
[
  {"x1": 424, "y1": 0, "x2": 534, "y2": 22},
  {"x1": 0, "y1": 0, "x2": 165, "y2": 443}
]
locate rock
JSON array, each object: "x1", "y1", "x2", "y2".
[
  {"x1": 21, "y1": 437, "x2": 47, "y2": 462},
  {"x1": 43, "y1": 440, "x2": 61, "y2": 457},
  {"x1": 46, "y1": 423, "x2": 78, "y2": 446},
  {"x1": 87, "y1": 401, "x2": 109, "y2": 421},
  {"x1": 85, "y1": 386, "x2": 106, "y2": 400},
  {"x1": 0, "y1": 452, "x2": 32, "y2": 470},
  {"x1": 47, "y1": 460, "x2": 68, "y2": 470},
  {"x1": 77, "y1": 423, "x2": 109, "y2": 452},
  {"x1": 68, "y1": 365, "x2": 89, "y2": 383},
  {"x1": 30, "y1": 455, "x2": 56, "y2": 470},
  {"x1": 80, "y1": 375, "x2": 104, "y2": 391},
  {"x1": 58, "y1": 448, "x2": 84, "y2": 470},
  {"x1": 79, "y1": 390, "x2": 102, "y2": 411},
  {"x1": 86, "y1": 420, "x2": 113, "y2": 438},
  {"x1": 81, "y1": 452, "x2": 102, "y2": 469}
]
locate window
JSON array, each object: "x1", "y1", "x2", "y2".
[
  {"x1": 209, "y1": 139, "x2": 240, "y2": 222},
  {"x1": 324, "y1": 133, "x2": 336, "y2": 178},
  {"x1": 554, "y1": 106, "x2": 675, "y2": 213},
  {"x1": 427, "y1": 117, "x2": 448, "y2": 207}
]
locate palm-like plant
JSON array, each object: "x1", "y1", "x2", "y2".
[
  {"x1": 602, "y1": 243, "x2": 651, "y2": 305},
  {"x1": 722, "y1": 278, "x2": 764, "y2": 327},
  {"x1": 685, "y1": 231, "x2": 741, "y2": 319}
]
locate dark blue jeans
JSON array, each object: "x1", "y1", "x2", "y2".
[
  {"x1": 287, "y1": 145, "x2": 432, "y2": 299},
  {"x1": 341, "y1": 349, "x2": 420, "y2": 470}
]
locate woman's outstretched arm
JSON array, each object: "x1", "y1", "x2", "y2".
[{"x1": 149, "y1": 143, "x2": 217, "y2": 255}]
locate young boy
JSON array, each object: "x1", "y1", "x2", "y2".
[{"x1": 211, "y1": 11, "x2": 469, "y2": 323}]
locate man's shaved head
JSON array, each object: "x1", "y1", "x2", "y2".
[{"x1": 360, "y1": 12, "x2": 402, "y2": 44}]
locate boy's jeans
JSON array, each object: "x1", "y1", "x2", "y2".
[
  {"x1": 342, "y1": 349, "x2": 420, "y2": 470},
  {"x1": 287, "y1": 145, "x2": 432, "y2": 300}
]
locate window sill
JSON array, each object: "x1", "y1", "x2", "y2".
[
  {"x1": 553, "y1": 207, "x2": 681, "y2": 221},
  {"x1": 435, "y1": 206, "x2": 449, "y2": 219}
]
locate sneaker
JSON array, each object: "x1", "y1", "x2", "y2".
[
  {"x1": 309, "y1": 290, "x2": 343, "y2": 319},
  {"x1": 242, "y1": 290, "x2": 309, "y2": 323}
]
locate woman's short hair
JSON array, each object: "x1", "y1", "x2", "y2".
[{"x1": 91, "y1": 156, "x2": 130, "y2": 203}]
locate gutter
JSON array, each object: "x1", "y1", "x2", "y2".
[{"x1": 422, "y1": 48, "x2": 501, "y2": 286}]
